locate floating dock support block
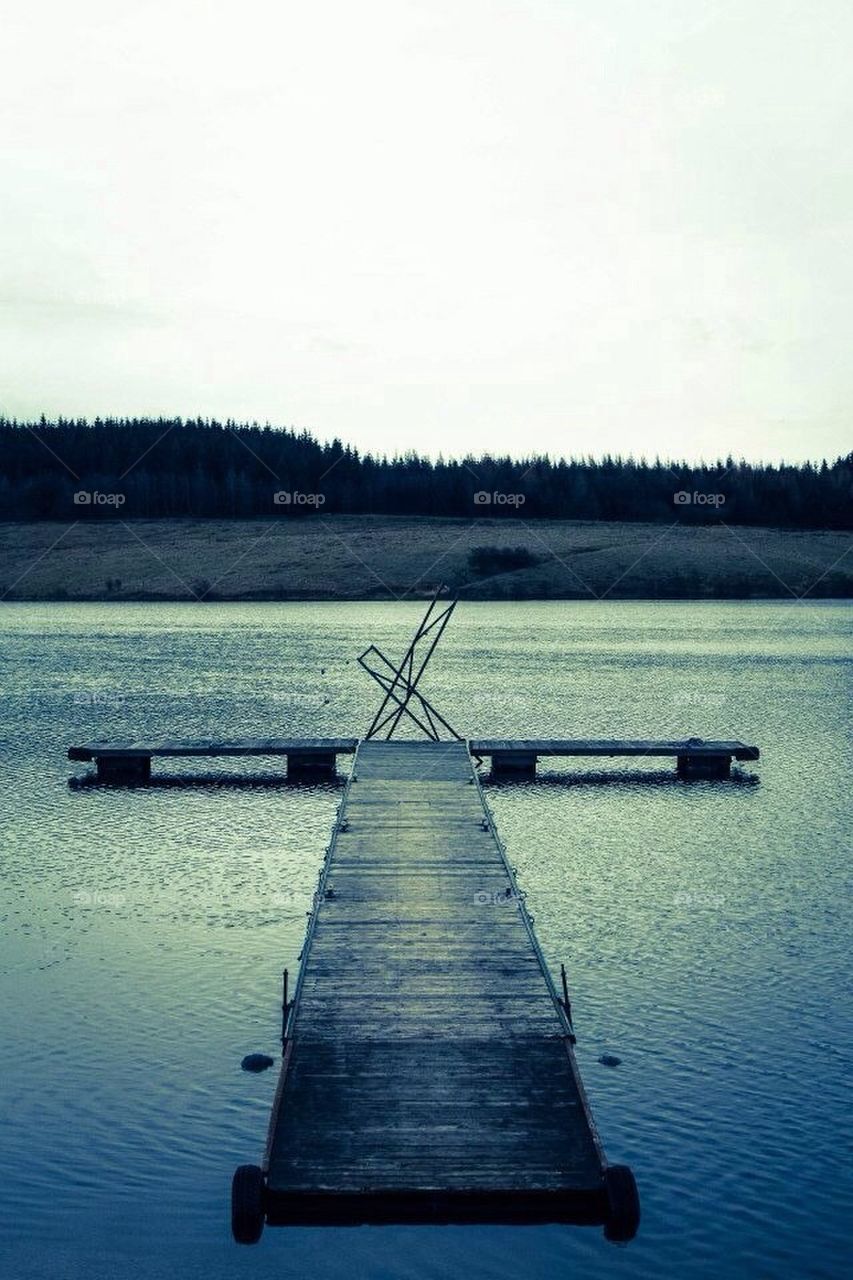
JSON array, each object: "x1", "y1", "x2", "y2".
[
  {"x1": 676, "y1": 753, "x2": 731, "y2": 780},
  {"x1": 491, "y1": 750, "x2": 538, "y2": 778},
  {"x1": 95, "y1": 755, "x2": 151, "y2": 785},
  {"x1": 287, "y1": 751, "x2": 337, "y2": 778}
]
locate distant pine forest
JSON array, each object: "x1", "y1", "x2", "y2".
[{"x1": 1, "y1": 417, "x2": 850, "y2": 528}]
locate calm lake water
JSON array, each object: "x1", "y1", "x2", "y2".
[{"x1": 1, "y1": 601, "x2": 851, "y2": 1279}]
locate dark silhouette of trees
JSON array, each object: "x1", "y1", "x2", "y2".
[{"x1": 0, "y1": 416, "x2": 849, "y2": 528}]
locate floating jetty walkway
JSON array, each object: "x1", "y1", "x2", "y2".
[
  {"x1": 67, "y1": 579, "x2": 762, "y2": 1249},
  {"x1": 67, "y1": 731, "x2": 760, "y2": 1245},
  {"x1": 234, "y1": 738, "x2": 638, "y2": 1243},
  {"x1": 68, "y1": 735, "x2": 758, "y2": 783}
]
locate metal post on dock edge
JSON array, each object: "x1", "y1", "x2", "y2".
[
  {"x1": 560, "y1": 963, "x2": 576, "y2": 1043},
  {"x1": 281, "y1": 968, "x2": 289, "y2": 1045}
]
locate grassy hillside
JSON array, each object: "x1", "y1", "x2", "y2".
[
  {"x1": 0, "y1": 517, "x2": 849, "y2": 601},
  {"x1": 3, "y1": 514, "x2": 845, "y2": 604}
]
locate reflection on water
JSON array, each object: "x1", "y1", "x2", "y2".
[
  {"x1": 489, "y1": 767, "x2": 761, "y2": 789},
  {"x1": 1, "y1": 602, "x2": 851, "y2": 1279},
  {"x1": 68, "y1": 773, "x2": 347, "y2": 790}
]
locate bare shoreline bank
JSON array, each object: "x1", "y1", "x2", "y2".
[{"x1": 1, "y1": 516, "x2": 850, "y2": 601}]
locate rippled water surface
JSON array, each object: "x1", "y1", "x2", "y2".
[{"x1": 1, "y1": 602, "x2": 850, "y2": 1279}]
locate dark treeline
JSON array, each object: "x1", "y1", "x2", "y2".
[{"x1": 0, "y1": 417, "x2": 850, "y2": 528}]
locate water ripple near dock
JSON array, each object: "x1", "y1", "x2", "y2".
[{"x1": 1, "y1": 601, "x2": 851, "y2": 1279}]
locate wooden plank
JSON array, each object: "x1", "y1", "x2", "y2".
[
  {"x1": 268, "y1": 1037, "x2": 602, "y2": 1192},
  {"x1": 471, "y1": 737, "x2": 759, "y2": 760},
  {"x1": 68, "y1": 737, "x2": 358, "y2": 761},
  {"x1": 69, "y1": 735, "x2": 760, "y2": 763},
  {"x1": 264, "y1": 739, "x2": 609, "y2": 1220}
]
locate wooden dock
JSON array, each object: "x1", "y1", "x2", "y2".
[
  {"x1": 67, "y1": 735, "x2": 759, "y2": 784},
  {"x1": 67, "y1": 738, "x2": 358, "y2": 783},
  {"x1": 473, "y1": 738, "x2": 760, "y2": 779},
  {"x1": 231, "y1": 739, "x2": 640, "y2": 1244}
]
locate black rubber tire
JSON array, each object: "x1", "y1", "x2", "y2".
[
  {"x1": 603, "y1": 1164, "x2": 640, "y2": 1242},
  {"x1": 231, "y1": 1164, "x2": 265, "y2": 1244}
]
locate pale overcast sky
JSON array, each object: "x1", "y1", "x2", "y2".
[{"x1": 1, "y1": 0, "x2": 850, "y2": 462}]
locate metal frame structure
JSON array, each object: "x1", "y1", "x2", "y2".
[{"x1": 358, "y1": 587, "x2": 464, "y2": 742}]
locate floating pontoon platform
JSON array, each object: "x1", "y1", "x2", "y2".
[
  {"x1": 68, "y1": 736, "x2": 758, "y2": 784},
  {"x1": 231, "y1": 739, "x2": 640, "y2": 1244}
]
